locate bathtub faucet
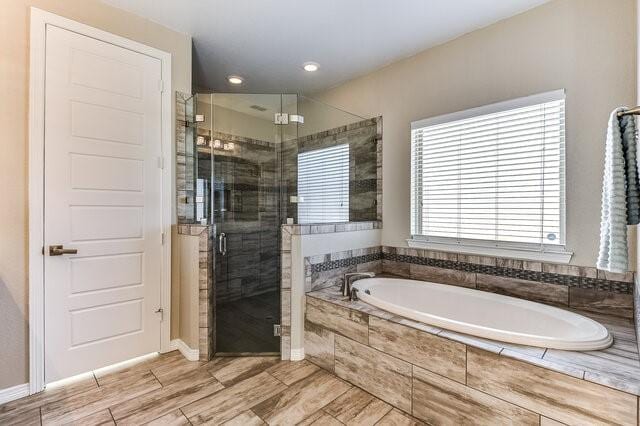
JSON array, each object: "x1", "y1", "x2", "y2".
[{"x1": 342, "y1": 272, "x2": 376, "y2": 300}]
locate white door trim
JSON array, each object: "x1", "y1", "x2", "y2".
[{"x1": 28, "y1": 7, "x2": 173, "y2": 394}]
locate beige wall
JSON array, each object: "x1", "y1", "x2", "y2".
[
  {"x1": 0, "y1": 1, "x2": 191, "y2": 389},
  {"x1": 315, "y1": 0, "x2": 637, "y2": 267}
]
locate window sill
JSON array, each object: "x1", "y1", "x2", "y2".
[{"x1": 406, "y1": 239, "x2": 573, "y2": 264}]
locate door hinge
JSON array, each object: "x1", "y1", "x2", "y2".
[
  {"x1": 161, "y1": 232, "x2": 166, "y2": 245},
  {"x1": 273, "y1": 324, "x2": 282, "y2": 337},
  {"x1": 157, "y1": 80, "x2": 164, "y2": 92},
  {"x1": 157, "y1": 156, "x2": 165, "y2": 169},
  {"x1": 290, "y1": 114, "x2": 304, "y2": 124},
  {"x1": 274, "y1": 113, "x2": 288, "y2": 125}
]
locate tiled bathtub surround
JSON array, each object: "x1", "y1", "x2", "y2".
[
  {"x1": 305, "y1": 247, "x2": 382, "y2": 292},
  {"x1": 305, "y1": 287, "x2": 640, "y2": 424},
  {"x1": 177, "y1": 224, "x2": 215, "y2": 360},
  {"x1": 304, "y1": 245, "x2": 635, "y2": 319},
  {"x1": 381, "y1": 246, "x2": 635, "y2": 318}
]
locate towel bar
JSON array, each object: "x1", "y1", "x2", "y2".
[{"x1": 617, "y1": 106, "x2": 640, "y2": 117}]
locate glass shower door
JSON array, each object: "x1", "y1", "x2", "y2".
[{"x1": 204, "y1": 93, "x2": 293, "y2": 354}]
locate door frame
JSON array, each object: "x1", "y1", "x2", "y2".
[{"x1": 28, "y1": 8, "x2": 173, "y2": 394}]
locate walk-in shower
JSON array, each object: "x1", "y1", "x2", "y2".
[{"x1": 181, "y1": 93, "x2": 377, "y2": 355}]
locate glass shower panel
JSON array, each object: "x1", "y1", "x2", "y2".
[
  {"x1": 201, "y1": 93, "x2": 289, "y2": 354},
  {"x1": 283, "y1": 96, "x2": 375, "y2": 224},
  {"x1": 190, "y1": 92, "x2": 372, "y2": 357},
  {"x1": 177, "y1": 94, "x2": 198, "y2": 223}
]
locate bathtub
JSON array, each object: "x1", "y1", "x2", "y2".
[{"x1": 353, "y1": 277, "x2": 612, "y2": 351}]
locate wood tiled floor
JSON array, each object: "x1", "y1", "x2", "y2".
[{"x1": 0, "y1": 351, "x2": 424, "y2": 425}]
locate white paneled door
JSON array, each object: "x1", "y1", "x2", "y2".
[{"x1": 43, "y1": 25, "x2": 164, "y2": 383}]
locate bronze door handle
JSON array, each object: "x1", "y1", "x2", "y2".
[{"x1": 49, "y1": 245, "x2": 78, "y2": 256}]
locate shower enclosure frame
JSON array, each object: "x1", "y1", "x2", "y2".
[
  {"x1": 195, "y1": 93, "x2": 298, "y2": 357},
  {"x1": 184, "y1": 92, "x2": 373, "y2": 359}
]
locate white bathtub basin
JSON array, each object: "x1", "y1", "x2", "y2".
[{"x1": 353, "y1": 277, "x2": 612, "y2": 351}]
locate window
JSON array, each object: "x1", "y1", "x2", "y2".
[
  {"x1": 410, "y1": 90, "x2": 568, "y2": 260},
  {"x1": 297, "y1": 144, "x2": 349, "y2": 224},
  {"x1": 195, "y1": 178, "x2": 208, "y2": 223}
]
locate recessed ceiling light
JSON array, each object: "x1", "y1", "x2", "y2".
[
  {"x1": 303, "y1": 62, "x2": 319, "y2": 72},
  {"x1": 227, "y1": 75, "x2": 243, "y2": 85}
]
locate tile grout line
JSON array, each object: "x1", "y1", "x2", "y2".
[
  {"x1": 110, "y1": 359, "x2": 225, "y2": 425},
  {"x1": 410, "y1": 364, "x2": 414, "y2": 415},
  {"x1": 464, "y1": 345, "x2": 468, "y2": 386},
  {"x1": 107, "y1": 407, "x2": 116, "y2": 424},
  {"x1": 320, "y1": 409, "x2": 343, "y2": 425},
  {"x1": 263, "y1": 370, "x2": 290, "y2": 388},
  {"x1": 252, "y1": 368, "x2": 349, "y2": 425},
  {"x1": 148, "y1": 369, "x2": 163, "y2": 388},
  {"x1": 179, "y1": 407, "x2": 194, "y2": 426}
]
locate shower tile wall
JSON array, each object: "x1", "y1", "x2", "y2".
[
  {"x1": 176, "y1": 223, "x2": 215, "y2": 360},
  {"x1": 281, "y1": 117, "x2": 382, "y2": 223},
  {"x1": 209, "y1": 131, "x2": 281, "y2": 304},
  {"x1": 636, "y1": 284, "x2": 640, "y2": 354}
]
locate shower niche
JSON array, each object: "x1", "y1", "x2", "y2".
[{"x1": 177, "y1": 92, "x2": 380, "y2": 357}]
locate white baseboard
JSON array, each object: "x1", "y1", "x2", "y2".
[
  {"x1": 290, "y1": 348, "x2": 305, "y2": 361},
  {"x1": 170, "y1": 339, "x2": 199, "y2": 361},
  {"x1": 0, "y1": 383, "x2": 30, "y2": 405}
]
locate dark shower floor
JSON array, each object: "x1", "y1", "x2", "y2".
[{"x1": 216, "y1": 290, "x2": 280, "y2": 354}]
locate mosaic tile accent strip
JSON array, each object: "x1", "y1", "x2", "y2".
[
  {"x1": 350, "y1": 179, "x2": 378, "y2": 194},
  {"x1": 310, "y1": 253, "x2": 383, "y2": 273},
  {"x1": 304, "y1": 246, "x2": 383, "y2": 293},
  {"x1": 380, "y1": 251, "x2": 633, "y2": 294}
]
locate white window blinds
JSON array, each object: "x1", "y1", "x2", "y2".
[
  {"x1": 297, "y1": 144, "x2": 350, "y2": 224},
  {"x1": 411, "y1": 90, "x2": 566, "y2": 250}
]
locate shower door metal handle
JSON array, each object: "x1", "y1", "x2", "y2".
[
  {"x1": 219, "y1": 232, "x2": 227, "y2": 256},
  {"x1": 222, "y1": 233, "x2": 227, "y2": 255}
]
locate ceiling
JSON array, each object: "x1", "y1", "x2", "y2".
[{"x1": 101, "y1": 0, "x2": 550, "y2": 94}]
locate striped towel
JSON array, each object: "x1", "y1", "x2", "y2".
[{"x1": 597, "y1": 108, "x2": 639, "y2": 272}]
